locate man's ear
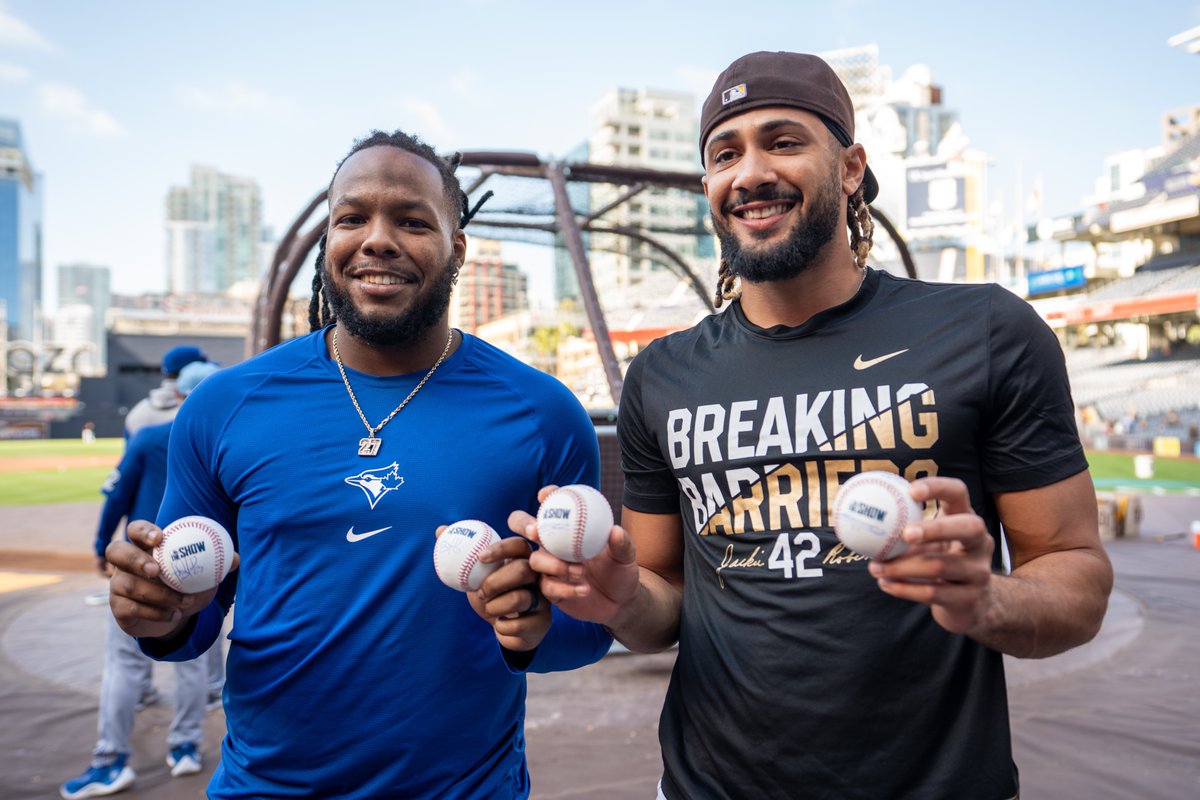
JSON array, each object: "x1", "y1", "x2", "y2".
[
  {"x1": 452, "y1": 229, "x2": 468, "y2": 268},
  {"x1": 842, "y1": 143, "x2": 868, "y2": 198}
]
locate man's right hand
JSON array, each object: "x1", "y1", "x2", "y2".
[{"x1": 105, "y1": 519, "x2": 228, "y2": 641}]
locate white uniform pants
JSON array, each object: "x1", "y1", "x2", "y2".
[{"x1": 93, "y1": 614, "x2": 207, "y2": 759}]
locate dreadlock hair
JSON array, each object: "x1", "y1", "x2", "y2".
[
  {"x1": 848, "y1": 183, "x2": 873, "y2": 270},
  {"x1": 308, "y1": 233, "x2": 333, "y2": 332},
  {"x1": 712, "y1": 175, "x2": 876, "y2": 310},
  {"x1": 308, "y1": 129, "x2": 494, "y2": 331}
]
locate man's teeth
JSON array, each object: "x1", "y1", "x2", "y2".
[
  {"x1": 741, "y1": 203, "x2": 792, "y2": 220},
  {"x1": 360, "y1": 274, "x2": 409, "y2": 285}
]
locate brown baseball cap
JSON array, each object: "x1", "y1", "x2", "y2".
[{"x1": 699, "y1": 51, "x2": 878, "y2": 203}]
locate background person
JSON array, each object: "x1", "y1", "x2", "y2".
[
  {"x1": 104, "y1": 129, "x2": 612, "y2": 799},
  {"x1": 123, "y1": 345, "x2": 209, "y2": 439},
  {"x1": 526, "y1": 51, "x2": 1113, "y2": 800},
  {"x1": 123, "y1": 344, "x2": 227, "y2": 714},
  {"x1": 60, "y1": 360, "x2": 220, "y2": 799}
]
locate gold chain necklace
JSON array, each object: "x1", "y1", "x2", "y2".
[{"x1": 332, "y1": 327, "x2": 454, "y2": 456}]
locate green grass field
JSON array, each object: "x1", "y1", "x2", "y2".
[
  {"x1": 0, "y1": 438, "x2": 124, "y2": 460},
  {"x1": 0, "y1": 438, "x2": 124, "y2": 506},
  {"x1": 1086, "y1": 451, "x2": 1200, "y2": 490},
  {"x1": 1, "y1": 438, "x2": 1196, "y2": 508}
]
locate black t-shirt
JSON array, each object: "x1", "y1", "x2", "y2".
[{"x1": 620, "y1": 267, "x2": 1086, "y2": 800}]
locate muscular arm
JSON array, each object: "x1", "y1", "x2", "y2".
[
  {"x1": 604, "y1": 508, "x2": 685, "y2": 653},
  {"x1": 973, "y1": 470, "x2": 1112, "y2": 657},
  {"x1": 873, "y1": 470, "x2": 1113, "y2": 658}
]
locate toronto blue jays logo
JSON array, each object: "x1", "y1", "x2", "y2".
[{"x1": 344, "y1": 462, "x2": 405, "y2": 509}]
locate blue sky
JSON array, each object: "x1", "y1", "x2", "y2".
[{"x1": 2, "y1": 0, "x2": 1198, "y2": 302}]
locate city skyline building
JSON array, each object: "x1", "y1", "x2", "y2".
[
  {"x1": 0, "y1": 117, "x2": 43, "y2": 343},
  {"x1": 826, "y1": 44, "x2": 994, "y2": 283},
  {"x1": 451, "y1": 238, "x2": 529, "y2": 333},
  {"x1": 165, "y1": 164, "x2": 263, "y2": 295},
  {"x1": 55, "y1": 263, "x2": 111, "y2": 375},
  {"x1": 585, "y1": 87, "x2": 714, "y2": 308}
]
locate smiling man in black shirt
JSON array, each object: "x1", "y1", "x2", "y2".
[{"x1": 522, "y1": 51, "x2": 1114, "y2": 800}]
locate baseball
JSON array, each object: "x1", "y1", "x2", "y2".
[
  {"x1": 154, "y1": 515, "x2": 235, "y2": 594},
  {"x1": 433, "y1": 519, "x2": 501, "y2": 592},
  {"x1": 832, "y1": 472, "x2": 922, "y2": 561},
  {"x1": 536, "y1": 484, "x2": 614, "y2": 563}
]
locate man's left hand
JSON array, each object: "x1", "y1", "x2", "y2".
[{"x1": 435, "y1": 527, "x2": 551, "y2": 652}]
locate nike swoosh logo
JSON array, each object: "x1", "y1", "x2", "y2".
[
  {"x1": 346, "y1": 526, "x2": 393, "y2": 543},
  {"x1": 853, "y1": 349, "x2": 909, "y2": 370}
]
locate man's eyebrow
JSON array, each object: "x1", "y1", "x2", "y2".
[
  {"x1": 331, "y1": 194, "x2": 362, "y2": 211},
  {"x1": 711, "y1": 117, "x2": 815, "y2": 143},
  {"x1": 705, "y1": 129, "x2": 737, "y2": 155},
  {"x1": 331, "y1": 194, "x2": 438, "y2": 214},
  {"x1": 759, "y1": 118, "x2": 813, "y2": 134},
  {"x1": 706, "y1": 117, "x2": 814, "y2": 159}
]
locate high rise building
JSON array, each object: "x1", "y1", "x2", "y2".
[
  {"x1": 0, "y1": 118, "x2": 43, "y2": 342},
  {"x1": 451, "y1": 238, "x2": 529, "y2": 333},
  {"x1": 586, "y1": 88, "x2": 713, "y2": 306},
  {"x1": 825, "y1": 44, "x2": 995, "y2": 282},
  {"x1": 165, "y1": 165, "x2": 262, "y2": 294},
  {"x1": 55, "y1": 264, "x2": 111, "y2": 375}
]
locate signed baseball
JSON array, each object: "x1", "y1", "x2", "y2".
[
  {"x1": 154, "y1": 515, "x2": 235, "y2": 594},
  {"x1": 434, "y1": 520, "x2": 501, "y2": 592},
  {"x1": 832, "y1": 472, "x2": 922, "y2": 561},
  {"x1": 536, "y1": 484, "x2": 614, "y2": 563}
]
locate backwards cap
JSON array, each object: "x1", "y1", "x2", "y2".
[{"x1": 699, "y1": 51, "x2": 878, "y2": 203}]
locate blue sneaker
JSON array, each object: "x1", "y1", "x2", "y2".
[
  {"x1": 59, "y1": 754, "x2": 135, "y2": 798},
  {"x1": 167, "y1": 743, "x2": 201, "y2": 777}
]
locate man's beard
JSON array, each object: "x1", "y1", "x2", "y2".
[
  {"x1": 322, "y1": 257, "x2": 457, "y2": 347},
  {"x1": 713, "y1": 172, "x2": 843, "y2": 284}
]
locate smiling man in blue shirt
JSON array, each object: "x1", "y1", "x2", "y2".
[{"x1": 104, "y1": 129, "x2": 611, "y2": 799}]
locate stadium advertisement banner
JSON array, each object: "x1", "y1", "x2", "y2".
[
  {"x1": 1044, "y1": 289, "x2": 1200, "y2": 325},
  {"x1": 1110, "y1": 194, "x2": 1199, "y2": 233},
  {"x1": 1141, "y1": 166, "x2": 1200, "y2": 199},
  {"x1": 906, "y1": 160, "x2": 980, "y2": 231},
  {"x1": 1027, "y1": 265, "x2": 1087, "y2": 296}
]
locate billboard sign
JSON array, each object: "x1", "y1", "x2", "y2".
[
  {"x1": 1027, "y1": 265, "x2": 1086, "y2": 296},
  {"x1": 906, "y1": 160, "x2": 980, "y2": 231}
]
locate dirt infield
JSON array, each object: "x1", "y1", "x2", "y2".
[{"x1": 0, "y1": 454, "x2": 119, "y2": 473}]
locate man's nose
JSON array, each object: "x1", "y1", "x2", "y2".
[{"x1": 730, "y1": 147, "x2": 778, "y2": 195}]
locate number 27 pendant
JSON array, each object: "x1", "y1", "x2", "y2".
[{"x1": 358, "y1": 437, "x2": 382, "y2": 456}]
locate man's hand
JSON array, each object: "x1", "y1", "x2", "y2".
[
  {"x1": 106, "y1": 519, "x2": 235, "y2": 641},
  {"x1": 435, "y1": 526, "x2": 550, "y2": 652},
  {"x1": 867, "y1": 476, "x2": 995, "y2": 636},
  {"x1": 513, "y1": 485, "x2": 641, "y2": 629}
]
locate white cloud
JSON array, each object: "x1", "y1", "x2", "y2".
[
  {"x1": 0, "y1": 61, "x2": 30, "y2": 82},
  {"x1": 36, "y1": 81, "x2": 123, "y2": 136},
  {"x1": 0, "y1": 8, "x2": 54, "y2": 51},
  {"x1": 173, "y1": 80, "x2": 288, "y2": 113}
]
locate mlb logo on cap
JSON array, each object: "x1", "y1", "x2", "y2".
[{"x1": 721, "y1": 83, "x2": 747, "y2": 105}]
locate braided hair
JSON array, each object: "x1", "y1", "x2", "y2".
[
  {"x1": 712, "y1": 162, "x2": 875, "y2": 310},
  {"x1": 308, "y1": 130, "x2": 493, "y2": 331}
]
